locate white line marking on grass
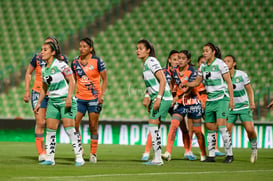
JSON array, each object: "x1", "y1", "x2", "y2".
[{"x1": 14, "y1": 169, "x2": 273, "y2": 180}]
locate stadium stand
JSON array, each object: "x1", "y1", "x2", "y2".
[{"x1": 0, "y1": 0, "x2": 272, "y2": 120}]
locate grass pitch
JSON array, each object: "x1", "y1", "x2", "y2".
[{"x1": 0, "y1": 142, "x2": 272, "y2": 181}]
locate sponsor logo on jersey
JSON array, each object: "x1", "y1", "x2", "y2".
[{"x1": 89, "y1": 65, "x2": 94, "y2": 70}]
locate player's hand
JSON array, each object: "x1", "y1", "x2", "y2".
[
  {"x1": 267, "y1": 101, "x2": 273, "y2": 111},
  {"x1": 229, "y1": 98, "x2": 234, "y2": 111},
  {"x1": 142, "y1": 97, "x2": 150, "y2": 107},
  {"x1": 171, "y1": 96, "x2": 178, "y2": 107},
  {"x1": 65, "y1": 97, "x2": 72, "y2": 109},
  {"x1": 24, "y1": 91, "x2": 30, "y2": 103},
  {"x1": 98, "y1": 94, "x2": 104, "y2": 104},
  {"x1": 33, "y1": 103, "x2": 40, "y2": 114},
  {"x1": 153, "y1": 98, "x2": 161, "y2": 111},
  {"x1": 179, "y1": 82, "x2": 187, "y2": 89},
  {"x1": 249, "y1": 102, "x2": 255, "y2": 111},
  {"x1": 201, "y1": 100, "x2": 206, "y2": 109}
]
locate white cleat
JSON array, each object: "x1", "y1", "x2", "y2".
[
  {"x1": 200, "y1": 153, "x2": 206, "y2": 162},
  {"x1": 250, "y1": 150, "x2": 258, "y2": 163},
  {"x1": 143, "y1": 159, "x2": 164, "y2": 166},
  {"x1": 38, "y1": 154, "x2": 47, "y2": 162},
  {"x1": 90, "y1": 154, "x2": 97, "y2": 163},
  {"x1": 141, "y1": 152, "x2": 150, "y2": 161},
  {"x1": 161, "y1": 152, "x2": 171, "y2": 161}
]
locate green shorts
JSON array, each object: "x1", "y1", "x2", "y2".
[
  {"x1": 46, "y1": 97, "x2": 77, "y2": 121},
  {"x1": 227, "y1": 108, "x2": 253, "y2": 124},
  {"x1": 205, "y1": 96, "x2": 229, "y2": 123},
  {"x1": 149, "y1": 99, "x2": 172, "y2": 121}
]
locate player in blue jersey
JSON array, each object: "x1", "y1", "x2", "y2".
[{"x1": 224, "y1": 55, "x2": 257, "y2": 163}]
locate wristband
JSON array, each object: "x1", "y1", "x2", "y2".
[
  {"x1": 145, "y1": 94, "x2": 150, "y2": 98},
  {"x1": 157, "y1": 95, "x2": 162, "y2": 99}
]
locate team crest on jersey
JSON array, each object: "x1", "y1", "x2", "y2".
[
  {"x1": 212, "y1": 66, "x2": 216, "y2": 71},
  {"x1": 51, "y1": 69, "x2": 55, "y2": 74},
  {"x1": 235, "y1": 77, "x2": 240, "y2": 83},
  {"x1": 89, "y1": 65, "x2": 94, "y2": 70},
  {"x1": 184, "y1": 76, "x2": 189, "y2": 81}
]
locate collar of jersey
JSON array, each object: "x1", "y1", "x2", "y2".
[
  {"x1": 207, "y1": 57, "x2": 216, "y2": 66},
  {"x1": 46, "y1": 58, "x2": 56, "y2": 70}
]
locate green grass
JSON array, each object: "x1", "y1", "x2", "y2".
[{"x1": 0, "y1": 142, "x2": 272, "y2": 181}]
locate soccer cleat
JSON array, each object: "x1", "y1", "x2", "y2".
[
  {"x1": 90, "y1": 154, "x2": 97, "y2": 163},
  {"x1": 141, "y1": 152, "x2": 150, "y2": 161},
  {"x1": 38, "y1": 154, "x2": 47, "y2": 162},
  {"x1": 161, "y1": 152, "x2": 171, "y2": 161},
  {"x1": 75, "y1": 160, "x2": 85, "y2": 167},
  {"x1": 39, "y1": 160, "x2": 55, "y2": 165},
  {"x1": 215, "y1": 149, "x2": 225, "y2": 157},
  {"x1": 250, "y1": 150, "x2": 257, "y2": 163},
  {"x1": 184, "y1": 151, "x2": 197, "y2": 161},
  {"x1": 200, "y1": 154, "x2": 206, "y2": 162},
  {"x1": 223, "y1": 155, "x2": 234, "y2": 163},
  {"x1": 143, "y1": 160, "x2": 163, "y2": 166},
  {"x1": 203, "y1": 156, "x2": 216, "y2": 162}
]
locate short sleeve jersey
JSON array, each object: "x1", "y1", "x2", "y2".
[
  {"x1": 142, "y1": 57, "x2": 172, "y2": 101},
  {"x1": 42, "y1": 59, "x2": 73, "y2": 99},
  {"x1": 198, "y1": 58, "x2": 229, "y2": 101},
  {"x1": 71, "y1": 54, "x2": 106, "y2": 100},
  {"x1": 30, "y1": 54, "x2": 68, "y2": 93},
  {"x1": 231, "y1": 69, "x2": 251, "y2": 111}
]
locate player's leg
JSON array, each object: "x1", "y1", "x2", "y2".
[
  {"x1": 88, "y1": 112, "x2": 100, "y2": 163},
  {"x1": 141, "y1": 132, "x2": 152, "y2": 161},
  {"x1": 75, "y1": 99, "x2": 87, "y2": 156},
  {"x1": 191, "y1": 118, "x2": 206, "y2": 161},
  {"x1": 240, "y1": 110, "x2": 257, "y2": 163}
]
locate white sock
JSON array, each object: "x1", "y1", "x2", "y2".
[
  {"x1": 65, "y1": 127, "x2": 83, "y2": 161},
  {"x1": 207, "y1": 131, "x2": 216, "y2": 157},
  {"x1": 219, "y1": 126, "x2": 233, "y2": 156},
  {"x1": 45, "y1": 129, "x2": 56, "y2": 162},
  {"x1": 250, "y1": 138, "x2": 257, "y2": 151},
  {"x1": 149, "y1": 124, "x2": 162, "y2": 162}
]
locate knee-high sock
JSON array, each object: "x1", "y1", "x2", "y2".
[
  {"x1": 149, "y1": 124, "x2": 162, "y2": 162},
  {"x1": 215, "y1": 132, "x2": 218, "y2": 150},
  {"x1": 65, "y1": 127, "x2": 83, "y2": 157},
  {"x1": 145, "y1": 133, "x2": 152, "y2": 153},
  {"x1": 166, "y1": 119, "x2": 180, "y2": 153},
  {"x1": 193, "y1": 126, "x2": 206, "y2": 156},
  {"x1": 250, "y1": 138, "x2": 257, "y2": 150},
  {"x1": 90, "y1": 134, "x2": 99, "y2": 155},
  {"x1": 35, "y1": 134, "x2": 45, "y2": 155},
  {"x1": 218, "y1": 126, "x2": 233, "y2": 156},
  {"x1": 45, "y1": 129, "x2": 57, "y2": 162},
  {"x1": 207, "y1": 130, "x2": 216, "y2": 157}
]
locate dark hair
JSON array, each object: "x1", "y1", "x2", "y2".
[
  {"x1": 137, "y1": 39, "x2": 156, "y2": 57},
  {"x1": 166, "y1": 50, "x2": 179, "y2": 68},
  {"x1": 225, "y1": 55, "x2": 237, "y2": 69},
  {"x1": 81, "y1": 37, "x2": 96, "y2": 55},
  {"x1": 204, "y1": 42, "x2": 222, "y2": 59},
  {"x1": 180, "y1": 50, "x2": 194, "y2": 66},
  {"x1": 44, "y1": 42, "x2": 62, "y2": 60},
  {"x1": 45, "y1": 36, "x2": 61, "y2": 56},
  {"x1": 197, "y1": 55, "x2": 205, "y2": 63}
]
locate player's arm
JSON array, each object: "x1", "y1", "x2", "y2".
[
  {"x1": 24, "y1": 64, "x2": 35, "y2": 103},
  {"x1": 245, "y1": 83, "x2": 255, "y2": 111},
  {"x1": 223, "y1": 72, "x2": 234, "y2": 110},
  {"x1": 143, "y1": 89, "x2": 150, "y2": 107},
  {"x1": 64, "y1": 72, "x2": 75, "y2": 109},
  {"x1": 181, "y1": 75, "x2": 203, "y2": 88},
  {"x1": 99, "y1": 70, "x2": 107, "y2": 104},
  {"x1": 153, "y1": 70, "x2": 166, "y2": 111},
  {"x1": 267, "y1": 100, "x2": 273, "y2": 111}
]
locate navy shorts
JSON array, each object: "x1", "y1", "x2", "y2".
[
  {"x1": 77, "y1": 98, "x2": 102, "y2": 114},
  {"x1": 173, "y1": 103, "x2": 202, "y2": 119},
  {"x1": 31, "y1": 90, "x2": 48, "y2": 109}
]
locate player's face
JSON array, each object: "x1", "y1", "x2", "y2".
[
  {"x1": 136, "y1": 43, "x2": 149, "y2": 60},
  {"x1": 41, "y1": 44, "x2": 54, "y2": 61},
  {"x1": 224, "y1": 56, "x2": 235, "y2": 70},
  {"x1": 178, "y1": 53, "x2": 189, "y2": 68},
  {"x1": 79, "y1": 41, "x2": 92, "y2": 56},
  {"x1": 169, "y1": 54, "x2": 178, "y2": 68},
  {"x1": 202, "y1": 46, "x2": 215, "y2": 61},
  {"x1": 198, "y1": 57, "x2": 206, "y2": 67}
]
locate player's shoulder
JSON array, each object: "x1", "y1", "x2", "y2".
[
  {"x1": 146, "y1": 56, "x2": 159, "y2": 64},
  {"x1": 236, "y1": 69, "x2": 248, "y2": 77},
  {"x1": 72, "y1": 56, "x2": 80, "y2": 63},
  {"x1": 188, "y1": 65, "x2": 196, "y2": 72}
]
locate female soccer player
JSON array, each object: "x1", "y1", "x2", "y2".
[
  {"x1": 71, "y1": 37, "x2": 107, "y2": 163},
  {"x1": 141, "y1": 50, "x2": 179, "y2": 161},
  {"x1": 180, "y1": 43, "x2": 234, "y2": 163},
  {"x1": 137, "y1": 39, "x2": 173, "y2": 165},
  {"x1": 34, "y1": 41, "x2": 84, "y2": 166},
  {"x1": 224, "y1": 55, "x2": 257, "y2": 163},
  {"x1": 24, "y1": 36, "x2": 67, "y2": 162},
  {"x1": 161, "y1": 50, "x2": 206, "y2": 161}
]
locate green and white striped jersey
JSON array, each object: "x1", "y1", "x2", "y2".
[
  {"x1": 231, "y1": 69, "x2": 250, "y2": 111},
  {"x1": 42, "y1": 59, "x2": 72, "y2": 99},
  {"x1": 198, "y1": 58, "x2": 229, "y2": 101},
  {"x1": 142, "y1": 57, "x2": 173, "y2": 101}
]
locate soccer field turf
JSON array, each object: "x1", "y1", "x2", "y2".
[{"x1": 0, "y1": 142, "x2": 272, "y2": 181}]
